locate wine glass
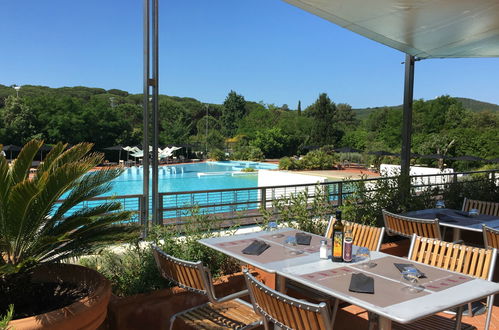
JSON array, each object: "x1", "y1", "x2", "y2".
[
  {"x1": 401, "y1": 267, "x2": 424, "y2": 293},
  {"x1": 356, "y1": 247, "x2": 375, "y2": 268},
  {"x1": 468, "y1": 208, "x2": 479, "y2": 217},
  {"x1": 283, "y1": 236, "x2": 303, "y2": 255},
  {"x1": 435, "y1": 200, "x2": 445, "y2": 209},
  {"x1": 267, "y1": 221, "x2": 284, "y2": 238}
]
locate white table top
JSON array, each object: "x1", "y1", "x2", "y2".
[
  {"x1": 404, "y1": 208, "x2": 499, "y2": 232},
  {"x1": 199, "y1": 227, "x2": 499, "y2": 324}
]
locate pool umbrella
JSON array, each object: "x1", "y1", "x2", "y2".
[
  {"x1": 368, "y1": 150, "x2": 397, "y2": 157},
  {"x1": 2, "y1": 144, "x2": 21, "y2": 160},
  {"x1": 449, "y1": 155, "x2": 485, "y2": 162},
  {"x1": 104, "y1": 145, "x2": 124, "y2": 162},
  {"x1": 334, "y1": 147, "x2": 362, "y2": 153}
]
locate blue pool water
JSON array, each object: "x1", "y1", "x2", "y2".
[{"x1": 106, "y1": 161, "x2": 277, "y2": 196}]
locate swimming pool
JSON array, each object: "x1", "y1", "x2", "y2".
[{"x1": 107, "y1": 161, "x2": 278, "y2": 196}]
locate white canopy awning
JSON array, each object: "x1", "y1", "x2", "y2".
[{"x1": 284, "y1": 0, "x2": 499, "y2": 58}]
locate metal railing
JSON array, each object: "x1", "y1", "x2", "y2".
[{"x1": 57, "y1": 169, "x2": 497, "y2": 225}]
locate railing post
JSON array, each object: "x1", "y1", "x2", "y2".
[
  {"x1": 158, "y1": 194, "x2": 163, "y2": 226},
  {"x1": 261, "y1": 187, "x2": 267, "y2": 210},
  {"x1": 338, "y1": 182, "x2": 343, "y2": 207},
  {"x1": 139, "y1": 195, "x2": 148, "y2": 238}
]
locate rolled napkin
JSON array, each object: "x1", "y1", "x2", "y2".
[
  {"x1": 295, "y1": 232, "x2": 312, "y2": 245},
  {"x1": 394, "y1": 263, "x2": 426, "y2": 278},
  {"x1": 349, "y1": 273, "x2": 374, "y2": 294},
  {"x1": 242, "y1": 240, "x2": 270, "y2": 255}
]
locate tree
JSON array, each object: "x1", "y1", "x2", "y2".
[
  {"x1": 306, "y1": 93, "x2": 343, "y2": 146},
  {"x1": 221, "y1": 90, "x2": 246, "y2": 137},
  {"x1": 297, "y1": 100, "x2": 301, "y2": 116},
  {"x1": 335, "y1": 103, "x2": 357, "y2": 128},
  {"x1": 1, "y1": 96, "x2": 41, "y2": 144},
  {"x1": 250, "y1": 127, "x2": 290, "y2": 158}
]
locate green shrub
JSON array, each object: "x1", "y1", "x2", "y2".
[
  {"x1": 231, "y1": 146, "x2": 264, "y2": 161},
  {"x1": 263, "y1": 185, "x2": 332, "y2": 235},
  {"x1": 301, "y1": 150, "x2": 338, "y2": 170},
  {"x1": 278, "y1": 157, "x2": 302, "y2": 170},
  {"x1": 241, "y1": 167, "x2": 256, "y2": 172},
  {"x1": 0, "y1": 305, "x2": 14, "y2": 330},
  {"x1": 340, "y1": 175, "x2": 436, "y2": 226},
  {"x1": 441, "y1": 174, "x2": 499, "y2": 210},
  {"x1": 80, "y1": 209, "x2": 240, "y2": 296},
  {"x1": 208, "y1": 149, "x2": 227, "y2": 161},
  {"x1": 79, "y1": 242, "x2": 165, "y2": 297}
]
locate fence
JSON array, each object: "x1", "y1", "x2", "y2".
[{"x1": 57, "y1": 169, "x2": 497, "y2": 225}]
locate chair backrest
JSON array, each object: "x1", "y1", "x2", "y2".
[
  {"x1": 325, "y1": 218, "x2": 385, "y2": 252},
  {"x1": 408, "y1": 234, "x2": 497, "y2": 280},
  {"x1": 483, "y1": 225, "x2": 499, "y2": 250},
  {"x1": 152, "y1": 245, "x2": 214, "y2": 298},
  {"x1": 243, "y1": 269, "x2": 333, "y2": 330},
  {"x1": 462, "y1": 198, "x2": 499, "y2": 216},
  {"x1": 382, "y1": 209, "x2": 442, "y2": 239}
]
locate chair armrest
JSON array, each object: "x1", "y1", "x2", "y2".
[{"x1": 216, "y1": 289, "x2": 249, "y2": 303}]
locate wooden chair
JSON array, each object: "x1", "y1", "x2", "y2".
[
  {"x1": 382, "y1": 209, "x2": 442, "y2": 239},
  {"x1": 397, "y1": 235, "x2": 498, "y2": 330},
  {"x1": 152, "y1": 246, "x2": 261, "y2": 330},
  {"x1": 462, "y1": 198, "x2": 499, "y2": 216},
  {"x1": 483, "y1": 225, "x2": 499, "y2": 250},
  {"x1": 325, "y1": 218, "x2": 385, "y2": 252},
  {"x1": 243, "y1": 269, "x2": 334, "y2": 330}
]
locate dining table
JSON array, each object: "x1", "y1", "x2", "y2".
[
  {"x1": 199, "y1": 227, "x2": 499, "y2": 330},
  {"x1": 404, "y1": 207, "x2": 499, "y2": 241}
]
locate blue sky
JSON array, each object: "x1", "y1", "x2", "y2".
[{"x1": 1, "y1": 0, "x2": 499, "y2": 109}]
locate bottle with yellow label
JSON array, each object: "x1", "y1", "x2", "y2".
[{"x1": 332, "y1": 210, "x2": 344, "y2": 262}]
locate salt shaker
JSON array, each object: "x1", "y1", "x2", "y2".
[{"x1": 320, "y1": 240, "x2": 328, "y2": 259}]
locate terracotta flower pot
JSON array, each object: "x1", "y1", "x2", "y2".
[{"x1": 9, "y1": 263, "x2": 111, "y2": 330}]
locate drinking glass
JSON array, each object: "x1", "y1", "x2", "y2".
[
  {"x1": 283, "y1": 236, "x2": 303, "y2": 255},
  {"x1": 468, "y1": 208, "x2": 479, "y2": 217},
  {"x1": 400, "y1": 267, "x2": 424, "y2": 293},
  {"x1": 268, "y1": 221, "x2": 284, "y2": 238},
  {"x1": 356, "y1": 247, "x2": 375, "y2": 268},
  {"x1": 435, "y1": 200, "x2": 445, "y2": 209}
]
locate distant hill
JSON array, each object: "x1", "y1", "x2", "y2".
[{"x1": 353, "y1": 97, "x2": 499, "y2": 120}]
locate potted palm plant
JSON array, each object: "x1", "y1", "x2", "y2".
[{"x1": 0, "y1": 140, "x2": 139, "y2": 329}]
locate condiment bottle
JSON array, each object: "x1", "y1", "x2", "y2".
[
  {"x1": 332, "y1": 210, "x2": 344, "y2": 262},
  {"x1": 320, "y1": 240, "x2": 328, "y2": 259}
]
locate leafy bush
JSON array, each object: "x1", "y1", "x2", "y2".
[
  {"x1": 0, "y1": 305, "x2": 14, "y2": 330},
  {"x1": 80, "y1": 209, "x2": 240, "y2": 296},
  {"x1": 79, "y1": 242, "x2": 165, "y2": 297},
  {"x1": 278, "y1": 157, "x2": 302, "y2": 170},
  {"x1": 241, "y1": 167, "x2": 256, "y2": 172},
  {"x1": 340, "y1": 175, "x2": 436, "y2": 226},
  {"x1": 279, "y1": 150, "x2": 339, "y2": 170},
  {"x1": 441, "y1": 174, "x2": 499, "y2": 210},
  {"x1": 261, "y1": 185, "x2": 332, "y2": 235},
  {"x1": 300, "y1": 150, "x2": 338, "y2": 170},
  {"x1": 208, "y1": 148, "x2": 227, "y2": 161},
  {"x1": 231, "y1": 146, "x2": 264, "y2": 161}
]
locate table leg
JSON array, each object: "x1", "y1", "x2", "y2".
[
  {"x1": 378, "y1": 317, "x2": 392, "y2": 330},
  {"x1": 452, "y1": 228, "x2": 462, "y2": 242},
  {"x1": 276, "y1": 274, "x2": 287, "y2": 293}
]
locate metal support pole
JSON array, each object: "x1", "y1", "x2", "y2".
[
  {"x1": 151, "y1": 0, "x2": 160, "y2": 225},
  {"x1": 400, "y1": 54, "x2": 415, "y2": 201},
  {"x1": 142, "y1": 0, "x2": 150, "y2": 232},
  {"x1": 401, "y1": 54, "x2": 415, "y2": 178}
]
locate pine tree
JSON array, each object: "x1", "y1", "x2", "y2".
[{"x1": 297, "y1": 100, "x2": 302, "y2": 116}]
